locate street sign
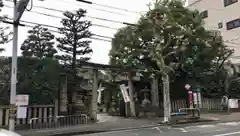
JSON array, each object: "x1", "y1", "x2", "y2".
[
  {"x1": 16, "y1": 95, "x2": 29, "y2": 106},
  {"x1": 188, "y1": 91, "x2": 193, "y2": 105},
  {"x1": 16, "y1": 95, "x2": 29, "y2": 119},
  {"x1": 185, "y1": 84, "x2": 191, "y2": 90}
]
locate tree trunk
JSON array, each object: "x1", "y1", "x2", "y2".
[
  {"x1": 151, "y1": 76, "x2": 159, "y2": 107},
  {"x1": 162, "y1": 74, "x2": 171, "y2": 123},
  {"x1": 127, "y1": 72, "x2": 136, "y2": 117}
]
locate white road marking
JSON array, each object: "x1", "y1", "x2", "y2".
[
  {"x1": 212, "y1": 131, "x2": 240, "y2": 136},
  {"x1": 135, "y1": 133, "x2": 139, "y2": 136},
  {"x1": 218, "y1": 122, "x2": 240, "y2": 126},
  {"x1": 200, "y1": 128, "x2": 227, "y2": 134},
  {"x1": 198, "y1": 125, "x2": 215, "y2": 128},
  {"x1": 172, "y1": 128, "x2": 188, "y2": 132},
  {"x1": 152, "y1": 127, "x2": 162, "y2": 132}
]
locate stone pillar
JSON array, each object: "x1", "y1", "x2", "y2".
[
  {"x1": 91, "y1": 69, "x2": 98, "y2": 121},
  {"x1": 59, "y1": 75, "x2": 68, "y2": 115},
  {"x1": 127, "y1": 72, "x2": 136, "y2": 117},
  {"x1": 54, "y1": 99, "x2": 59, "y2": 123},
  {"x1": 151, "y1": 77, "x2": 159, "y2": 107}
]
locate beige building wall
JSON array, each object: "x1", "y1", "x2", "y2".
[{"x1": 187, "y1": 0, "x2": 240, "y2": 63}]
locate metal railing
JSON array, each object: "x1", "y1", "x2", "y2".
[{"x1": 29, "y1": 114, "x2": 88, "y2": 129}]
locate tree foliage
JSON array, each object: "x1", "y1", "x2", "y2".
[
  {"x1": 17, "y1": 57, "x2": 61, "y2": 104},
  {"x1": 0, "y1": 57, "x2": 10, "y2": 104},
  {"x1": 57, "y1": 9, "x2": 93, "y2": 66},
  {"x1": 0, "y1": 57, "x2": 61, "y2": 105},
  {"x1": 56, "y1": 9, "x2": 93, "y2": 113},
  {"x1": 21, "y1": 25, "x2": 57, "y2": 58},
  {"x1": 109, "y1": 0, "x2": 233, "y2": 96},
  {"x1": 0, "y1": 0, "x2": 12, "y2": 52}
]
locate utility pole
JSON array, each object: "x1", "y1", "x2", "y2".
[
  {"x1": 9, "y1": 0, "x2": 18, "y2": 131},
  {"x1": 9, "y1": 0, "x2": 30, "y2": 131}
]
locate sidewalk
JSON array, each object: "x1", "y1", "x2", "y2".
[
  {"x1": 18, "y1": 114, "x2": 162, "y2": 136},
  {"x1": 17, "y1": 113, "x2": 240, "y2": 136},
  {"x1": 201, "y1": 112, "x2": 240, "y2": 122}
]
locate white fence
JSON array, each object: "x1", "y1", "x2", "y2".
[
  {"x1": 160, "y1": 98, "x2": 222, "y2": 112},
  {"x1": 0, "y1": 105, "x2": 55, "y2": 127}
]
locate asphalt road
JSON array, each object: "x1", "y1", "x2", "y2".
[{"x1": 76, "y1": 122, "x2": 240, "y2": 136}]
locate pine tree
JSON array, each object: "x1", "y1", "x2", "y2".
[
  {"x1": 56, "y1": 9, "x2": 92, "y2": 113},
  {"x1": 57, "y1": 9, "x2": 92, "y2": 66},
  {"x1": 21, "y1": 25, "x2": 57, "y2": 58}
]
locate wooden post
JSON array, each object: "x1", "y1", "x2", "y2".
[{"x1": 91, "y1": 69, "x2": 98, "y2": 121}]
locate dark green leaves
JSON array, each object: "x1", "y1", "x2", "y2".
[
  {"x1": 57, "y1": 9, "x2": 92, "y2": 64},
  {"x1": 20, "y1": 25, "x2": 57, "y2": 59}
]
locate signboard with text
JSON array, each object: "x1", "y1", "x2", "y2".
[
  {"x1": 120, "y1": 84, "x2": 130, "y2": 103},
  {"x1": 16, "y1": 95, "x2": 29, "y2": 106},
  {"x1": 16, "y1": 95, "x2": 29, "y2": 119}
]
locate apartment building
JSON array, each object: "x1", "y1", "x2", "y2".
[{"x1": 187, "y1": 0, "x2": 240, "y2": 63}]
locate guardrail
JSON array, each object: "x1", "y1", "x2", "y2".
[{"x1": 29, "y1": 114, "x2": 88, "y2": 129}]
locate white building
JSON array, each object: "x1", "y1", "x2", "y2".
[{"x1": 187, "y1": 0, "x2": 240, "y2": 63}]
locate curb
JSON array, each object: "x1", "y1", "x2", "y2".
[
  {"x1": 44, "y1": 124, "x2": 163, "y2": 136},
  {"x1": 36, "y1": 120, "x2": 217, "y2": 136},
  {"x1": 22, "y1": 119, "x2": 219, "y2": 136}
]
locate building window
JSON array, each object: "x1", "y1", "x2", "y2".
[
  {"x1": 200, "y1": 10, "x2": 208, "y2": 19},
  {"x1": 224, "y1": 0, "x2": 238, "y2": 6},
  {"x1": 226, "y1": 19, "x2": 240, "y2": 30},
  {"x1": 218, "y1": 22, "x2": 223, "y2": 28}
]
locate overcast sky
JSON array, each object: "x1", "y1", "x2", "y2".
[{"x1": 0, "y1": 0, "x2": 152, "y2": 64}]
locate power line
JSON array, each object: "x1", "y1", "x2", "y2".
[
  {"x1": 76, "y1": 0, "x2": 140, "y2": 14},
  {"x1": 2, "y1": 19, "x2": 112, "y2": 42},
  {"x1": 8, "y1": 16, "x2": 239, "y2": 47},
  {"x1": 3, "y1": 4, "x2": 119, "y2": 30},
  {"x1": 4, "y1": 0, "x2": 136, "y2": 26},
  {"x1": 59, "y1": 0, "x2": 135, "y2": 16},
  {"x1": 4, "y1": 20, "x2": 240, "y2": 59},
  {"x1": 8, "y1": 17, "x2": 239, "y2": 47},
  {"x1": 6, "y1": 17, "x2": 113, "y2": 39}
]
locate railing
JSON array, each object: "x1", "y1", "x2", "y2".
[
  {"x1": 159, "y1": 98, "x2": 222, "y2": 112},
  {"x1": 0, "y1": 105, "x2": 54, "y2": 127},
  {"x1": 29, "y1": 114, "x2": 88, "y2": 129}
]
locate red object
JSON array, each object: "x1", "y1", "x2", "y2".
[
  {"x1": 22, "y1": 96, "x2": 26, "y2": 102},
  {"x1": 188, "y1": 91, "x2": 193, "y2": 105}
]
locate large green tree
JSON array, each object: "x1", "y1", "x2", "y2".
[
  {"x1": 110, "y1": 0, "x2": 232, "y2": 122},
  {"x1": 20, "y1": 25, "x2": 57, "y2": 58},
  {"x1": 17, "y1": 57, "x2": 61, "y2": 104},
  {"x1": 56, "y1": 9, "x2": 92, "y2": 113},
  {"x1": 18, "y1": 25, "x2": 59, "y2": 104}
]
